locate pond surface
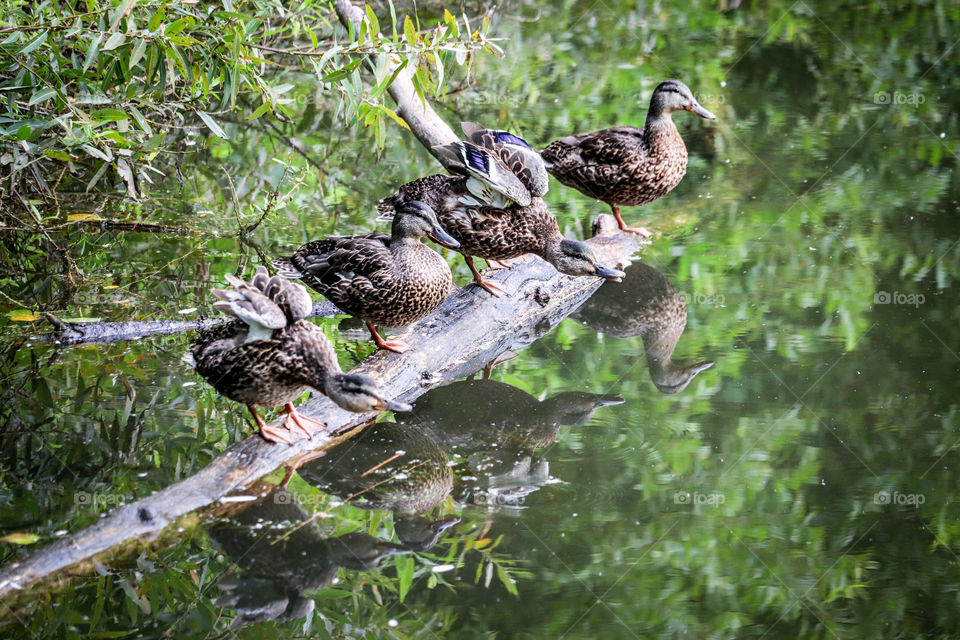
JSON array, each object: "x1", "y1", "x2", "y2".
[{"x1": 2, "y1": 0, "x2": 960, "y2": 638}]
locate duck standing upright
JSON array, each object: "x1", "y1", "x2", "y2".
[
  {"x1": 188, "y1": 267, "x2": 410, "y2": 444},
  {"x1": 379, "y1": 130, "x2": 624, "y2": 296},
  {"x1": 276, "y1": 201, "x2": 458, "y2": 353},
  {"x1": 541, "y1": 79, "x2": 716, "y2": 236}
]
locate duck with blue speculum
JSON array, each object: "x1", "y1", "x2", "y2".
[
  {"x1": 275, "y1": 201, "x2": 459, "y2": 353},
  {"x1": 541, "y1": 79, "x2": 716, "y2": 237},
  {"x1": 187, "y1": 267, "x2": 410, "y2": 444},
  {"x1": 378, "y1": 123, "x2": 624, "y2": 296}
]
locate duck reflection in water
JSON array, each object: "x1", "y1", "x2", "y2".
[
  {"x1": 297, "y1": 419, "x2": 459, "y2": 544},
  {"x1": 399, "y1": 379, "x2": 622, "y2": 508},
  {"x1": 571, "y1": 261, "x2": 713, "y2": 393},
  {"x1": 294, "y1": 379, "x2": 621, "y2": 513},
  {"x1": 207, "y1": 482, "x2": 456, "y2": 629}
]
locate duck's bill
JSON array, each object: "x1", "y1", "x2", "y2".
[
  {"x1": 689, "y1": 361, "x2": 715, "y2": 375},
  {"x1": 595, "y1": 265, "x2": 626, "y2": 282},
  {"x1": 429, "y1": 226, "x2": 461, "y2": 249},
  {"x1": 378, "y1": 398, "x2": 413, "y2": 413},
  {"x1": 594, "y1": 395, "x2": 625, "y2": 407},
  {"x1": 687, "y1": 103, "x2": 716, "y2": 119}
]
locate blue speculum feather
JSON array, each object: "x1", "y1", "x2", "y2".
[
  {"x1": 493, "y1": 131, "x2": 531, "y2": 148},
  {"x1": 464, "y1": 144, "x2": 489, "y2": 172}
]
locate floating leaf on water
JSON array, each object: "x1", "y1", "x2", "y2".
[{"x1": 0, "y1": 532, "x2": 41, "y2": 545}]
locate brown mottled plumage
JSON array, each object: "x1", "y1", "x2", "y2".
[
  {"x1": 571, "y1": 261, "x2": 713, "y2": 394},
  {"x1": 541, "y1": 79, "x2": 716, "y2": 236},
  {"x1": 378, "y1": 173, "x2": 624, "y2": 297},
  {"x1": 190, "y1": 267, "x2": 410, "y2": 443},
  {"x1": 276, "y1": 201, "x2": 457, "y2": 353}
]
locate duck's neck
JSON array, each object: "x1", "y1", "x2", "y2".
[
  {"x1": 390, "y1": 233, "x2": 425, "y2": 251},
  {"x1": 643, "y1": 109, "x2": 680, "y2": 147}
]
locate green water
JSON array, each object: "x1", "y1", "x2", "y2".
[{"x1": 2, "y1": 0, "x2": 960, "y2": 637}]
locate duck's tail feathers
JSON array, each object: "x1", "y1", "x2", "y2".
[
  {"x1": 432, "y1": 141, "x2": 531, "y2": 208},
  {"x1": 211, "y1": 265, "x2": 313, "y2": 334}
]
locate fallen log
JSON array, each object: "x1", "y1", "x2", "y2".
[
  {"x1": 0, "y1": 215, "x2": 639, "y2": 600},
  {"x1": 37, "y1": 301, "x2": 341, "y2": 346}
]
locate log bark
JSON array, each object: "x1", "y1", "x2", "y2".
[
  {"x1": 0, "y1": 2, "x2": 642, "y2": 601},
  {"x1": 39, "y1": 301, "x2": 341, "y2": 346}
]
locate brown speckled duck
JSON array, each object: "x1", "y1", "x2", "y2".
[
  {"x1": 571, "y1": 260, "x2": 713, "y2": 394},
  {"x1": 275, "y1": 201, "x2": 458, "y2": 353},
  {"x1": 188, "y1": 267, "x2": 410, "y2": 444},
  {"x1": 378, "y1": 146, "x2": 624, "y2": 297},
  {"x1": 541, "y1": 79, "x2": 716, "y2": 236}
]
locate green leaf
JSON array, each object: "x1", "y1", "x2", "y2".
[
  {"x1": 403, "y1": 14, "x2": 418, "y2": 45},
  {"x1": 365, "y1": 4, "x2": 380, "y2": 39},
  {"x1": 443, "y1": 9, "x2": 459, "y2": 38},
  {"x1": 165, "y1": 17, "x2": 193, "y2": 37},
  {"x1": 28, "y1": 88, "x2": 57, "y2": 105},
  {"x1": 128, "y1": 38, "x2": 147, "y2": 70},
  {"x1": 102, "y1": 32, "x2": 126, "y2": 51},
  {"x1": 128, "y1": 105, "x2": 152, "y2": 135},
  {"x1": 197, "y1": 111, "x2": 228, "y2": 138},
  {"x1": 148, "y1": 6, "x2": 166, "y2": 31},
  {"x1": 43, "y1": 150, "x2": 74, "y2": 162},
  {"x1": 395, "y1": 554, "x2": 414, "y2": 602},
  {"x1": 92, "y1": 108, "x2": 130, "y2": 122},
  {"x1": 83, "y1": 34, "x2": 103, "y2": 72},
  {"x1": 371, "y1": 59, "x2": 407, "y2": 99},
  {"x1": 110, "y1": 0, "x2": 137, "y2": 31},
  {"x1": 18, "y1": 31, "x2": 48, "y2": 55},
  {"x1": 248, "y1": 102, "x2": 271, "y2": 120},
  {"x1": 16, "y1": 125, "x2": 32, "y2": 140}
]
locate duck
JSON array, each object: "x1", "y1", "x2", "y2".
[
  {"x1": 541, "y1": 79, "x2": 716, "y2": 236},
  {"x1": 432, "y1": 121, "x2": 549, "y2": 208},
  {"x1": 275, "y1": 201, "x2": 459, "y2": 353},
  {"x1": 571, "y1": 260, "x2": 713, "y2": 393},
  {"x1": 377, "y1": 147, "x2": 624, "y2": 297},
  {"x1": 188, "y1": 266, "x2": 411, "y2": 444}
]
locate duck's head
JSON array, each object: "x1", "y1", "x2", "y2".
[
  {"x1": 545, "y1": 238, "x2": 626, "y2": 281},
  {"x1": 326, "y1": 373, "x2": 413, "y2": 413},
  {"x1": 649, "y1": 79, "x2": 716, "y2": 120},
  {"x1": 392, "y1": 201, "x2": 460, "y2": 248},
  {"x1": 651, "y1": 360, "x2": 714, "y2": 394}
]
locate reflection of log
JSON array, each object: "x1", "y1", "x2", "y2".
[
  {"x1": 0, "y1": 215, "x2": 638, "y2": 600},
  {"x1": 39, "y1": 301, "x2": 340, "y2": 346}
]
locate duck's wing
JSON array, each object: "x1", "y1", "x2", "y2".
[
  {"x1": 433, "y1": 141, "x2": 531, "y2": 208},
  {"x1": 287, "y1": 234, "x2": 395, "y2": 308},
  {"x1": 461, "y1": 122, "x2": 549, "y2": 198},
  {"x1": 553, "y1": 127, "x2": 647, "y2": 167}
]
